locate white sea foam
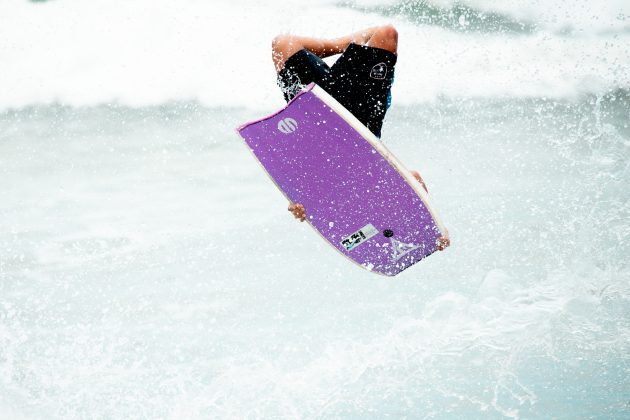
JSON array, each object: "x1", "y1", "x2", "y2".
[{"x1": 0, "y1": 0, "x2": 628, "y2": 110}]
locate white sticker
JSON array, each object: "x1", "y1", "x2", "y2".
[{"x1": 341, "y1": 223, "x2": 378, "y2": 251}]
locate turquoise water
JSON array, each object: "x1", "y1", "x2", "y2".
[{"x1": 1, "y1": 0, "x2": 629, "y2": 418}]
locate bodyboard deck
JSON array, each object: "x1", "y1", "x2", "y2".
[{"x1": 237, "y1": 83, "x2": 446, "y2": 276}]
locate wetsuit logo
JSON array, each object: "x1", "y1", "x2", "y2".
[
  {"x1": 370, "y1": 62, "x2": 387, "y2": 80},
  {"x1": 278, "y1": 117, "x2": 298, "y2": 134}
]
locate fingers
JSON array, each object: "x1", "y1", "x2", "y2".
[
  {"x1": 411, "y1": 170, "x2": 428, "y2": 193},
  {"x1": 436, "y1": 234, "x2": 450, "y2": 251},
  {"x1": 288, "y1": 203, "x2": 306, "y2": 222}
]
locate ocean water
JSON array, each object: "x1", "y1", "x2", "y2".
[{"x1": 1, "y1": 0, "x2": 629, "y2": 418}]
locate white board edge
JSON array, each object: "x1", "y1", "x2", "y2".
[{"x1": 310, "y1": 84, "x2": 448, "y2": 237}]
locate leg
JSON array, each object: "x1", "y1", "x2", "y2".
[
  {"x1": 366, "y1": 24, "x2": 398, "y2": 55},
  {"x1": 271, "y1": 27, "x2": 381, "y2": 73},
  {"x1": 323, "y1": 24, "x2": 398, "y2": 137},
  {"x1": 272, "y1": 35, "x2": 337, "y2": 73}
]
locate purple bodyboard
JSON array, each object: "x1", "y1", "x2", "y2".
[{"x1": 237, "y1": 83, "x2": 446, "y2": 276}]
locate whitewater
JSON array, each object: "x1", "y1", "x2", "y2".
[{"x1": 1, "y1": 0, "x2": 629, "y2": 418}]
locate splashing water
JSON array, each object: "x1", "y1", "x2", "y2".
[{"x1": 1, "y1": 0, "x2": 629, "y2": 418}]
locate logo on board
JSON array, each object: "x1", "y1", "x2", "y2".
[
  {"x1": 370, "y1": 62, "x2": 387, "y2": 80},
  {"x1": 278, "y1": 117, "x2": 298, "y2": 134},
  {"x1": 390, "y1": 238, "x2": 421, "y2": 261}
]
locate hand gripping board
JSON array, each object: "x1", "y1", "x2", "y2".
[{"x1": 237, "y1": 83, "x2": 446, "y2": 276}]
